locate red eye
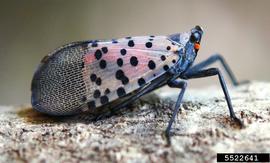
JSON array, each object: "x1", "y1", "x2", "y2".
[{"x1": 194, "y1": 43, "x2": 200, "y2": 50}]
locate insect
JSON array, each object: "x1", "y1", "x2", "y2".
[{"x1": 31, "y1": 25, "x2": 245, "y2": 145}]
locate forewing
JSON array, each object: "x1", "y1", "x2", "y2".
[{"x1": 82, "y1": 36, "x2": 180, "y2": 109}]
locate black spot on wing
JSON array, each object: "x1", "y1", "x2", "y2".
[
  {"x1": 104, "y1": 88, "x2": 110, "y2": 94},
  {"x1": 130, "y1": 56, "x2": 138, "y2": 66},
  {"x1": 138, "y1": 78, "x2": 146, "y2": 86},
  {"x1": 115, "y1": 69, "x2": 129, "y2": 85},
  {"x1": 117, "y1": 58, "x2": 123, "y2": 67},
  {"x1": 99, "y1": 59, "x2": 107, "y2": 69},
  {"x1": 163, "y1": 65, "x2": 169, "y2": 71},
  {"x1": 100, "y1": 96, "x2": 109, "y2": 105},
  {"x1": 117, "y1": 87, "x2": 126, "y2": 97},
  {"x1": 145, "y1": 42, "x2": 152, "y2": 48},
  {"x1": 128, "y1": 40, "x2": 135, "y2": 47},
  {"x1": 148, "y1": 60, "x2": 156, "y2": 70},
  {"x1": 96, "y1": 77, "x2": 102, "y2": 86},
  {"x1": 93, "y1": 90, "x2": 101, "y2": 98},
  {"x1": 101, "y1": 47, "x2": 108, "y2": 53},
  {"x1": 120, "y1": 49, "x2": 127, "y2": 55},
  {"x1": 90, "y1": 74, "x2": 97, "y2": 82},
  {"x1": 161, "y1": 55, "x2": 166, "y2": 61},
  {"x1": 95, "y1": 49, "x2": 102, "y2": 60},
  {"x1": 121, "y1": 76, "x2": 129, "y2": 85},
  {"x1": 115, "y1": 70, "x2": 124, "y2": 80}
]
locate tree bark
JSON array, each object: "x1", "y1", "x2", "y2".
[{"x1": 0, "y1": 82, "x2": 269, "y2": 163}]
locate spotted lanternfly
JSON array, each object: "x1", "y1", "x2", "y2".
[{"x1": 31, "y1": 26, "x2": 245, "y2": 145}]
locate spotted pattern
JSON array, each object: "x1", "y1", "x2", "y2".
[
  {"x1": 115, "y1": 69, "x2": 129, "y2": 85},
  {"x1": 148, "y1": 60, "x2": 156, "y2": 70},
  {"x1": 138, "y1": 78, "x2": 146, "y2": 86},
  {"x1": 161, "y1": 55, "x2": 166, "y2": 61},
  {"x1": 130, "y1": 56, "x2": 138, "y2": 66},
  {"x1": 99, "y1": 60, "x2": 107, "y2": 69},
  {"x1": 163, "y1": 65, "x2": 169, "y2": 71},
  {"x1": 96, "y1": 78, "x2": 102, "y2": 85},
  {"x1": 90, "y1": 74, "x2": 97, "y2": 82},
  {"x1": 121, "y1": 76, "x2": 129, "y2": 85},
  {"x1": 101, "y1": 47, "x2": 108, "y2": 53},
  {"x1": 95, "y1": 50, "x2": 102, "y2": 60},
  {"x1": 93, "y1": 90, "x2": 101, "y2": 98},
  {"x1": 120, "y1": 49, "x2": 127, "y2": 55},
  {"x1": 128, "y1": 40, "x2": 135, "y2": 47},
  {"x1": 117, "y1": 58, "x2": 123, "y2": 67},
  {"x1": 82, "y1": 34, "x2": 181, "y2": 110},
  {"x1": 117, "y1": 87, "x2": 126, "y2": 97},
  {"x1": 145, "y1": 42, "x2": 152, "y2": 48},
  {"x1": 100, "y1": 96, "x2": 109, "y2": 104},
  {"x1": 115, "y1": 70, "x2": 124, "y2": 80},
  {"x1": 104, "y1": 88, "x2": 110, "y2": 94}
]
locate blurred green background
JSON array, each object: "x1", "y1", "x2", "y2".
[{"x1": 0, "y1": 0, "x2": 269, "y2": 105}]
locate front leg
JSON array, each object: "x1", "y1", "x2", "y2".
[
  {"x1": 189, "y1": 54, "x2": 248, "y2": 86},
  {"x1": 165, "y1": 80, "x2": 187, "y2": 145},
  {"x1": 182, "y1": 68, "x2": 244, "y2": 128}
]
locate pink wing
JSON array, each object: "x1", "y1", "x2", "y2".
[{"x1": 81, "y1": 35, "x2": 180, "y2": 109}]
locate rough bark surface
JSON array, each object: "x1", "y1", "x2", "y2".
[{"x1": 0, "y1": 82, "x2": 269, "y2": 163}]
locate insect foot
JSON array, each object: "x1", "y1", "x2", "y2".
[
  {"x1": 163, "y1": 129, "x2": 172, "y2": 147},
  {"x1": 232, "y1": 117, "x2": 245, "y2": 129}
]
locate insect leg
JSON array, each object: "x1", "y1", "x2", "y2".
[
  {"x1": 182, "y1": 68, "x2": 244, "y2": 128},
  {"x1": 165, "y1": 80, "x2": 187, "y2": 146},
  {"x1": 189, "y1": 54, "x2": 248, "y2": 86}
]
